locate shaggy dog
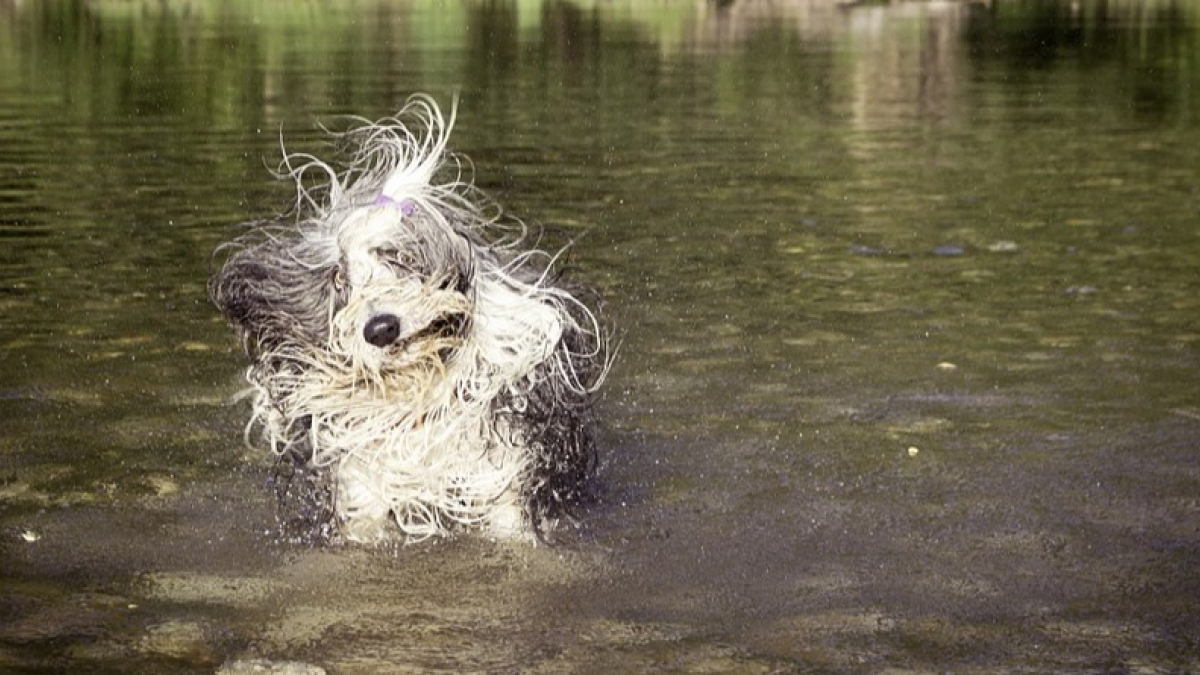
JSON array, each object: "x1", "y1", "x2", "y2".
[{"x1": 210, "y1": 96, "x2": 608, "y2": 544}]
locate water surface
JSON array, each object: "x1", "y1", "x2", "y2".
[{"x1": 2, "y1": 1, "x2": 1199, "y2": 673}]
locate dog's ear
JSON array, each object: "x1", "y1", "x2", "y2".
[
  {"x1": 210, "y1": 241, "x2": 339, "y2": 355},
  {"x1": 210, "y1": 254, "x2": 281, "y2": 355},
  {"x1": 210, "y1": 256, "x2": 268, "y2": 327}
]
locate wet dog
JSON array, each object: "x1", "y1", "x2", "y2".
[{"x1": 210, "y1": 96, "x2": 608, "y2": 544}]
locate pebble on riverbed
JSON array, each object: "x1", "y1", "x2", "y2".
[
  {"x1": 138, "y1": 620, "x2": 214, "y2": 661},
  {"x1": 217, "y1": 659, "x2": 327, "y2": 675}
]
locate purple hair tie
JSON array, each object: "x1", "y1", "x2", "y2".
[{"x1": 374, "y1": 194, "x2": 417, "y2": 216}]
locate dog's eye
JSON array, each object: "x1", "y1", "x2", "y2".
[
  {"x1": 437, "y1": 272, "x2": 471, "y2": 295},
  {"x1": 332, "y1": 267, "x2": 347, "y2": 290},
  {"x1": 372, "y1": 246, "x2": 418, "y2": 272}
]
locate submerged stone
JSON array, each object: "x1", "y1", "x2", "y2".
[{"x1": 218, "y1": 659, "x2": 327, "y2": 675}]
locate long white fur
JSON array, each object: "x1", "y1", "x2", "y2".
[{"x1": 236, "y1": 96, "x2": 606, "y2": 542}]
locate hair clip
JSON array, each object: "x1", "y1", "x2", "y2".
[{"x1": 374, "y1": 194, "x2": 417, "y2": 216}]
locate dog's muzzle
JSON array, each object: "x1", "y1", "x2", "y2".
[
  {"x1": 363, "y1": 313, "x2": 402, "y2": 348},
  {"x1": 363, "y1": 312, "x2": 467, "y2": 349}
]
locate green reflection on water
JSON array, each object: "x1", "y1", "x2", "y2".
[{"x1": 1, "y1": 1, "x2": 1199, "y2": 673}]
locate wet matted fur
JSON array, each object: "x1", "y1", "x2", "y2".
[{"x1": 210, "y1": 96, "x2": 609, "y2": 544}]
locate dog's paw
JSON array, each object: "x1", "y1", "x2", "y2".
[
  {"x1": 334, "y1": 458, "x2": 394, "y2": 543},
  {"x1": 484, "y1": 499, "x2": 534, "y2": 542}
]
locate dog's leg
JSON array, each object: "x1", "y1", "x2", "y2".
[{"x1": 334, "y1": 455, "x2": 394, "y2": 543}]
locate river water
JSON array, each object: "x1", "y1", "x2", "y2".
[{"x1": 2, "y1": 1, "x2": 1199, "y2": 673}]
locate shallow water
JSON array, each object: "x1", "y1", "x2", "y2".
[{"x1": 2, "y1": 1, "x2": 1199, "y2": 673}]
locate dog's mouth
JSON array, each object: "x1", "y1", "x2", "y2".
[{"x1": 409, "y1": 312, "x2": 467, "y2": 344}]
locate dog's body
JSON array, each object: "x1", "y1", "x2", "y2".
[{"x1": 210, "y1": 97, "x2": 608, "y2": 543}]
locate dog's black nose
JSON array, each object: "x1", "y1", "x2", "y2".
[{"x1": 363, "y1": 313, "x2": 401, "y2": 348}]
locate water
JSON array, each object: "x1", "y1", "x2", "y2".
[{"x1": 2, "y1": 1, "x2": 1199, "y2": 672}]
